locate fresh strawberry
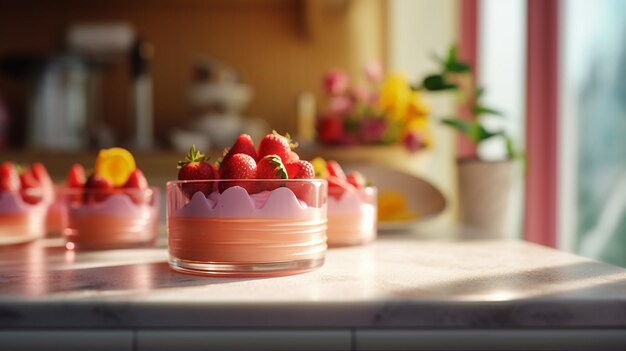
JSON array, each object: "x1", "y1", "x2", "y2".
[
  {"x1": 287, "y1": 151, "x2": 300, "y2": 163},
  {"x1": 256, "y1": 154, "x2": 287, "y2": 192},
  {"x1": 285, "y1": 160, "x2": 315, "y2": 201},
  {"x1": 257, "y1": 131, "x2": 295, "y2": 164},
  {"x1": 218, "y1": 153, "x2": 257, "y2": 194},
  {"x1": 66, "y1": 164, "x2": 86, "y2": 188},
  {"x1": 65, "y1": 164, "x2": 86, "y2": 204},
  {"x1": 124, "y1": 169, "x2": 148, "y2": 189},
  {"x1": 123, "y1": 169, "x2": 150, "y2": 204},
  {"x1": 0, "y1": 162, "x2": 20, "y2": 192},
  {"x1": 327, "y1": 176, "x2": 353, "y2": 200},
  {"x1": 177, "y1": 145, "x2": 216, "y2": 198},
  {"x1": 257, "y1": 155, "x2": 288, "y2": 180},
  {"x1": 285, "y1": 160, "x2": 315, "y2": 179},
  {"x1": 30, "y1": 162, "x2": 54, "y2": 202},
  {"x1": 326, "y1": 160, "x2": 346, "y2": 179},
  {"x1": 84, "y1": 174, "x2": 114, "y2": 203},
  {"x1": 221, "y1": 134, "x2": 257, "y2": 166},
  {"x1": 19, "y1": 170, "x2": 43, "y2": 204},
  {"x1": 346, "y1": 171, "x2": 366, "y2": 189},
  {"x1": 31, "y1": 162, "x2": 53, "y2": 188}
]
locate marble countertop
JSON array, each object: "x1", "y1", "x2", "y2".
[{"x1": 0, "y1": 235, "x2": 625, "y2": 329}]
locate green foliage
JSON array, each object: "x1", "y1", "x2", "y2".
[
  {"x1": 441, "y1": 118, "x2": 499, "y2": 144},
  {"x1": 417, "y1": 44, "x2": 516, "y2": 158},
  {"x1": 422, "y1": 74, "x2": 457, "y2": 91}
]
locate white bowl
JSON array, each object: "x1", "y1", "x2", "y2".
[{"x1": 345, "y1": 164, "x2": 446, "y2": 231}]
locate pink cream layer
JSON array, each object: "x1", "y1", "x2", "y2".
[
  {"x1": 327, "y1": 206, "x2": 377, "y2": 246},
  {"x1": 65, "y1": 213, "x2": 158, "y2": 250},
  {"x1": 0, "y1": 191, "x2": 46, "y2": 245},
  {"x1": 0, "y1": 212, "x2": 46, "y2": 245},
  {"x1": 168, "y1": 216, "x2": 327, "y2": 263}
]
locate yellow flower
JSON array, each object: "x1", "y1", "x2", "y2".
[
  {"x1": 378, "y1": 73, "x2": 412, "y2": 121},
  {"x1": 405, "y1": 115, "x2": 429, "y2": 134},
  {"x1": 407, "y1": 91, "x2": 429, "y2": 117}
]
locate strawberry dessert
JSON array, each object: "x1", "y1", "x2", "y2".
[
  {"x1": 61, "y1": 148, "x2": 159, "y2": 250},
  {"x1": 167, "y1": 132, "x2": 328, "y2": 277},
  {"x1": 312, "y1": 158, "x2": 377, "y2": 246},
  {"x1": 0, "y1": 162, "x2": 53, "y2": 245}
]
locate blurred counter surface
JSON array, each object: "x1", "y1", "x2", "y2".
[{"x1": 0, "y1": 234, "x2": 625, "y2": 350}]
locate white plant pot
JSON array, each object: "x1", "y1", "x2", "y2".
[{"x1": 457, "y1": 159, "x2": 512, "y2": 238}]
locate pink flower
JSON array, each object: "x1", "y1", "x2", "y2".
[
  {"x1": 351, "y1": 85, "x2": 369, "y2": 103},
  {"x1": 317, "y1": 115, "x2": 345, "y2": 144},
  {"x1": 327, "y1": 96, "x2": 354, "y2": 116},
  {"x1": 359, "y1": 118, "x2": 388, "y2": 143},
  {"x1": 323, "y1": 69, "x2": 349, "y2": 96},
  {"x1": 403, "y1": 131, "x2": 423, "y2": 153},
  {"x1": 364, "y1": 60, "x2": 383, "y2": 83}
]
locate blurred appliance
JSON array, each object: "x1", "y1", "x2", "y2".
[
  {"x1": 0, "y1": 23, "x2": 154, "y2": 150},
  {"x1": 29, "y1": 54, "x2": 92, "y2": 150},
  {"x1": 170, "y1": 57, "x2": 268, "y2": 152}
]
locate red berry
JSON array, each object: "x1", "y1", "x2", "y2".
[
  {"x1": 285, "y1": 160, "x2": 315, "y2": 179},
  {"x1": 30, "y1": 162, "x2": 54, "y2": 202},
  {"x1": 124, "y1": 169, "x2": 149, "y2": 189},
  {"x1": 19, "y1": 170, "x2": 43, "y2": 204},
  {"x1": 0, "y1": 162, "x2": 20, "y2": 192},
  {"x1": 326, "y1": 160, "x2": 346, "y2": 179},
  {"x1": 177, "y1": 145, "x2": 217, "y2": 198},
  {"x1": 346, "y1": 171, "x2": 366, "y2": 189},
  {"x1": 219, "y1": 153, "x2": 257, "y2": 194},
  {"x1": 256, "y1": 154, "x2": 287, "y2": 192},
  {"x1": 317, "y1": 116, "x2": 344, "y2": 144},
  {"x1": 257, "y1": 132, "x2": 293, "y2": 164},
  {"x1": 287, "y1": 151, "x2": 300, "y2": 163},
  {"x1": 66, "y1": 164, "x2": 86, "y2": 188},
  {"x1": 123, "y1": 169, "x2": 150, "y2": 204},
  {"x1": 327, "y1": 176, "x2": 353, "y2": 200},
  {"x1": 222, "y1": 134, "x2": 257, "y2": 166},
  {"x1": 285, "y1": 160, "x2": 315, "y2": 201},
  {"x1": 84, "y1": 174, "x2": 114, "y2": 203}
]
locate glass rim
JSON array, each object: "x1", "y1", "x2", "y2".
[
  {"x1": 167, "y1": 179, "x2": 328, "y2": 186},
  {"x1": 56, "y1": 185, "x2": 159, "y2": 194}
]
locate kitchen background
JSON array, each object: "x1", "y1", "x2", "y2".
[
  {"x1": 0, "y1": 0, "x2": 387, "y2": 149},
  {"x1": 0, "y1": 0, "x2": 624, "y2": 267}
]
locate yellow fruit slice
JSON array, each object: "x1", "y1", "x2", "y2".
[
  {"x1": 310, "y1": 157, "x2": 330, "y2": 179},
  {"x1": 378, "y1": 190, "x2": 418, "y2": 222},
  {"x1": 95, "y1": 147, "x2": 136, "y2": 186}
]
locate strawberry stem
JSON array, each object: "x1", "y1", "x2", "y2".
[
  {"x1": 177, "y1": 145, "x2": 207, "y2": 169},
  {"x1": 267, "y1": 154, "x2": 288, "y2": 179},
  {"x1": 272, "y1": 130, "x2": 299, "y2": 150}
]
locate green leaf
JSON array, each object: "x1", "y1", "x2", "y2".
[
  {"x1": 475, "y1": 86, "x2": 485, "y2": 98},
  {"x1": 473, "y1": 105, "x2": 504, "y2": 116},
  {"x1": 441, "y1": 118, "x2": 499, "y2": 143},
  {"x1": 445, "y1": 61, "x2": 471, "y2": 73},
  {"x1": 446, "y1": 45, "x2": 458, "y2": 65},
  {"x1": 422, "y1": 74, "x2": 457, "y2": 91},
  {"x1": 504, "y1": 135, "x2": 515, "y2": 159}
]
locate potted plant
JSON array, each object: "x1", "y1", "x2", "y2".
[{"x1": 418, "y1": 45, "x2": 518, "y2": 237}]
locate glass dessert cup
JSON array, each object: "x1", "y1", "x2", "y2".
[
  {"x1": 45, "y1": 186, "x2": 65, "y2": 237},
  {"x1": 166, "y1": 179, "x2": 328, "y2": 277},
  {"x1": 59, "y1": 187, "x2": 160, "y2": 250},
  {"x1": 0, "y1": 190, "x2": 47, "y2": 245},
  {"x1": 327, "y1": 186, "x2": 377, "y2": 247}
]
